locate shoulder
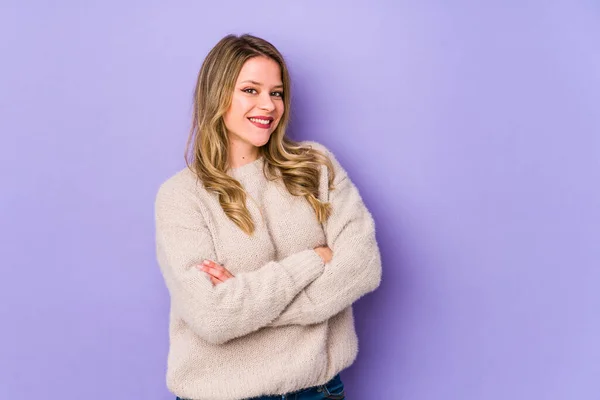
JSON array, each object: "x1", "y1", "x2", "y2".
[
  {"x1": 155, "y1": 166, "x2": 207, "y2": 210},
  {"x1": 299, "y1": 140, "x2": 342, "y2": 169},
  {"x1": 299, "y1": 140, "x2": 348, "y2": 182},
  {"x1": 299, "y1": 140, "x2": 332, "y2": 156}
]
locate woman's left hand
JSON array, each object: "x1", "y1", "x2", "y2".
[{"x1": 196, "y1": 260, "x2": 235, "y2": 285}]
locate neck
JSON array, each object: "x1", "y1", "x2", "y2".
[{"x1": 228, "y1": 138, "x2": 261, "y2": 169}]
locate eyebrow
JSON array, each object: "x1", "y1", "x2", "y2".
[{"x1": 240, "y1": 80, "x2": 284, "y2": 89}]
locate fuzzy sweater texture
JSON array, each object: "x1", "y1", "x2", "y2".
[{"x1": 154, "y1": 141, "x2": 382, "y2": 400}]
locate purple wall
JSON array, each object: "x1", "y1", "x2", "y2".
[{"x1": 1, "y1": 1, "x2": 599, "y2": 399}]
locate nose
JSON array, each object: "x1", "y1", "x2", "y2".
[{"x1": 258, "y1": 92, "x2": 275, "y2": 112}]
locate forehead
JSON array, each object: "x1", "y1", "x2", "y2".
[{"x1": 236, "y1": 56, "x2": 282, "y2": 84}]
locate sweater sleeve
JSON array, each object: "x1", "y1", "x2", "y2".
[
  {"x1": 267, "y1": 144, "x2": 382, "y2": 327},
  {"x1": 154, "y1": 177, "x2": 325, "y2": 345}
]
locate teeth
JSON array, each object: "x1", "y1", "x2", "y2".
[{"x1": 249, "y1": 118, "x2": 271, "y2": 124}]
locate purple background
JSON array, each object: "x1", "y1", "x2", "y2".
[{"x1": 1, "y1": 1, "x2": 599, "y2": 399}]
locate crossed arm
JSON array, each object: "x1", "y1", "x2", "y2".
[
  {"x1": 200, "y1": 245, "x2": 332, "y2": 284},
  {"x1": 200, "y1": 146, "x2": 382, "y2": 327},
  {"x1": 156, "y1": 145, "x2": 381, "y2": 344},
  {"x1": 155, "y1": 180, "x2": 328, "y2": 345}
]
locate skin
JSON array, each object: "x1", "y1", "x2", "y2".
[
  {"x1": 197, "y1": 55, "x2": 333, "y2": 285},
  {"x1": 223, "y1": 56, "x2": 284, "y2": 169}
]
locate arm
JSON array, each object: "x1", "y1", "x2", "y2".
[
  {"x1": 155, "y1": 179, "x2": 325, "y2": 345},
  {"x1": 268, "y1": 144, "x2": 382, "y2": 327}
]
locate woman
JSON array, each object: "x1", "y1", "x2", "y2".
[{"x1": 154, "y1": 33, "x2": 382, "y2": 400}]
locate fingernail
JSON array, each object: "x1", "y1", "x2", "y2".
[{"x1": 203, "y1": 260, "x2": 210, "y2": 265}]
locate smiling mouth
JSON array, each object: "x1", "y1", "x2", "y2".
[
  {"x1": 248, "y1": 117, "x2": 273, "y2": 124},
  {"x1": 248, "y1": 117, "x2": 274, "y2": 128}
]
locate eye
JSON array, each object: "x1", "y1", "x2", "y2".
[
  {"x1": 271, "y1": 91, "x2": 284, "y2": 98},
  {"x1": 242, "y1": 88, "x2": 258, "y2": 94}
]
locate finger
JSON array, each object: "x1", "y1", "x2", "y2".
[
  {"x1": 202, "y1": 260, "x2": 223, "y2": 271},
  {"x1": 195, "y1": 262, "x2": 221, "y2": 278},
  {"x1": 198, "y1": 260, "x2": 220, "y2": 275},
  {"x1": 203, "y1": 265, "x2": 229, "y2": 281},
  {"x1": 203, "y1": 260, "x2": 235, "y2": 279},
  {"x1": 201, "y1": 266, "x2": 224, "y2": 284},
  {"x1": 221, "y1": 268, "x2": 235, "y2": 279}
]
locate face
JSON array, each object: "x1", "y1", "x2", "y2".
[{"x1": 223, "y1": 56, "x2": 285, "y2": 150}]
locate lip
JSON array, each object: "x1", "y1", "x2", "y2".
[
  {"x1": 248, "y1": 116, "x2": 274, "y2": 129},
  {"x1": 247, "y1": 116, "x2": 274, "y2": 121}
]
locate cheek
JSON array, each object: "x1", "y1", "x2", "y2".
[
  {"x1": 227, "y1": 96, "x2": 252, "y2": 120},
  {"x1": 236, "y1": 96, "x2": 255, "y2": 115}
]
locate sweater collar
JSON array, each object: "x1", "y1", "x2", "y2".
[{"x1": 227, "y1": 156, "x2": 265, "y2": 180}]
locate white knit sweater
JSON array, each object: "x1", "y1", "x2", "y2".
[{"x1": 154, "y1": 141, "x2": 382, "y2": 400}]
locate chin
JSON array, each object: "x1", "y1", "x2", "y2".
[{"x1": 250, "y1": 133, "x2": 272, "y2": 148}]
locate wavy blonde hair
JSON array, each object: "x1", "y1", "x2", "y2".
[{"x1": 185, "y1": 34, "x2": 335, "y2": 235}]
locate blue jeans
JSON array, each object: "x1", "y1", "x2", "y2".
[{"x1": 176, "y1": 374, "x2": 345, "y2": 400}]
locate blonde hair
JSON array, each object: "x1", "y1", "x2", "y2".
[{"x1": 185, "y1": 34, "x2": 335, "y2": 235}]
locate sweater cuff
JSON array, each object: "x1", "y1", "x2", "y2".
[{"x1": 279, "y1": 249, "x2": 325, "y2": 287}]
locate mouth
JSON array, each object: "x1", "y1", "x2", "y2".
[{"x1": 248, "y1": 116, "x2": 274, "y2": 129}]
